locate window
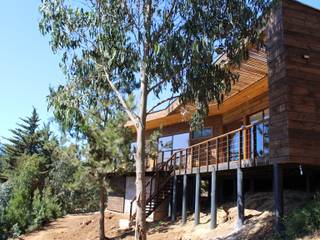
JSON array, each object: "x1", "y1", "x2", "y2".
[
  {"x1": 249, "y1": 109, "x2": 269, "y2": 159},
  {"x1": 130, "y1": 142, "x2": 137, "y2": 160},
  {"x1": 191, "y1": 128, "x2": 213, "y2": 139},
  {"x1": 158, "y1": 133, "x2": 189, "y2": 161}
]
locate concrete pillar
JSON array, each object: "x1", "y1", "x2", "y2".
[
  {"x1": 171, "y1": 175, "x2": 177, "y2": 222},
  {"x1": 210, "y1": 168, "x2": 217, "y2": 229},
  {"x1": 194, "y1": 170, "x2": 200, "y2": 225},
  {"x1": 182, "y1": 174, "x2": 187, "y2": 225},
  {"x1": 273, "y1": 163, "x2": 284, "y2": 233},
  {"x1": 236, "y1": 166, "x2": 244, "y2": 229}
]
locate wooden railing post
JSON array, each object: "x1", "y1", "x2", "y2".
[
  {"x1": 190, "y1": 147, "x2": 194, "y2": 173},
  {"x1": 226, "y1": 135, "x2": 230, "y2": 169},
  {"x1": 198, "y1": 145, "x2": 201, "y2": 171},
  {"x1": 216, "y1": 139, "x2": 219, "y2": 170},
  {"x1": 179, "y1": 150, "x2": 182, "y2": 175},
  {"x1": 161, "y1": 151, "x2": 165, "y2": 167},
  {"x1": 185, "y1": 149, "x2": 188, "y2": 174},
  {"x1": 206, "y1": 142, "x2": 209, "y2": 172},
  {"x1": 243, "y1": 128, "x2": 247, "y2": 160},
  {"x1": 239, "y1": 129, "x2": 243, "y2": 168},
  {"x1": 253, "y1": 125, "x2": 257, "y2": 166}
]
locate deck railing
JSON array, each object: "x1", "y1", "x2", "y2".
[{"x1": 157, "y1": 119, "x2": 270, "y2": 173}]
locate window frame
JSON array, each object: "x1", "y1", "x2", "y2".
[{"x1": 190, "y1": 127, "x2": 213, "y2": 140}]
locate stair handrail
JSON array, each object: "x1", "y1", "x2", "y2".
[{"x1": 129, "y1": 151, "x2": 177, "y2": 221}]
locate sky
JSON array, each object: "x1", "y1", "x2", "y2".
[{"x1": 0, "y1": 0, "x2": 320, "y2": 141}]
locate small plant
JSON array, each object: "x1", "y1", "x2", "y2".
[{"x1": 283, "y1": 192, "x2": 320, "y2": 239}]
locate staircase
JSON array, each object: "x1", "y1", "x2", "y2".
[{"x1": 129, "y1": 152, "x2": 178, "y2": 224}]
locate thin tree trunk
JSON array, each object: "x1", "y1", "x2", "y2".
[
  {"x1": 135, "y1": 1, "x2": 152, "y2": 239},
  {"x1": 135, "y1": 64, "x2": 148, "y2": 240},
  {"x1": 99, "y1": 178, "x2": 106, "y2": 240}
]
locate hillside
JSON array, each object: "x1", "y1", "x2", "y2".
[{"x1": 21, "y1": 191, "x2": 318, "y2": 240}]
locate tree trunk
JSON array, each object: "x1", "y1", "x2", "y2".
[
  {"x1": 99, "y1": 178, "x2": 106, "y2": 240},
  {"x1": 135, "y1": 1, "x2": 152, "y2": 239},
  {"x1": 135, "y1": 61, "x2": 148, "y2": 240}
]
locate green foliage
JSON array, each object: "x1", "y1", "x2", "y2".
[
  {"x1": 0, "y1": 182, "x2": 12, "y2": 240},
  {"x1": 30, "y1": 188, "x2": 61, "y2": 231},
  {"x1": 39, "y1": 0, "x2": 274, "y2": 126},
  {"x1": 65, "y1": 164, "x2": 100, "y2": 213},
  {"x1": 2, "y1": 108, "x2": 41, "y2": 168},
  {"x1": 5, "y1": 154, "x2": 44, "y2": 231},
  {"x1": 283, "y1": 193, "x2": 320, "y2": 239},
  {"x1": 0, "y1": 109, "x2": 105, "y2": 238}
]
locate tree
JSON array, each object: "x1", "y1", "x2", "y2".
[
  {"x1": 2, "y1": 108, "x2": 41, "y2": 168},
  {"x1": 39, "y1": 1, "x2": 274, "y2": 239},
  {"x1": 47, "y1": 77, "x2": 133, "y2": 240}
]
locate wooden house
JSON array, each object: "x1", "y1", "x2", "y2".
[{"x1": 107, "y1": 0, "x2": 320, "y2": 231}]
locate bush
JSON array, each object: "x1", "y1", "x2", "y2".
[
  {"x1": 0, "y1": 182, "x2": 12, "y2": 240},
  {"x1": 30, "y1": 188, "x2": 61, "y2": 231},
  {"x1": 284, "y1": 193, "x2": 320, "y2": 239}
]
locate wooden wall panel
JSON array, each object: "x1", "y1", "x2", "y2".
[
  {"x1": 107, "y1": 176, "x2": 125, "y2": 212},
  {"x1": 222, "y1": 92, "x2": 269, "y2": 125},
  {"x1": 267, "y1": 0, "x2": 320, "y2": 165}
]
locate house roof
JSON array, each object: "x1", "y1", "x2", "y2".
[{"x1": 127, "y1": 49, "x2": 268, "y2": 131}]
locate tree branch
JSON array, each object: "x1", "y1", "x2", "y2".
[
  {"x1": 147, "y1": 78, "x2": 168, "y2": 94},
  {"x1": 147, "y1": 94, "x2": 180, "y2": 114},
  {"x1": 101, "y1": 66, "x2": 139, "y2": 129}
]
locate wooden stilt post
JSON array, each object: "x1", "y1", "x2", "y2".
[
  {"x1": 195, "y1": 169, "x2": 200, "y2": 225},
  {"x1": 171, "y1": 175, "x2": 177, "y2": 222},
  {"x1": 210, "y1": 167, "x2": 217, "y2": 229},
  {"x1": 182, "y1": 174, "x2": 187, "y2": 225},
  {"x1": 273, "y1": 163, "x2": 284, "y2": 234},
  {"x1": 236, "y1": 165, "x2": 244, "y2": 229}
]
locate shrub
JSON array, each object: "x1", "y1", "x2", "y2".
[
  {"x1": 284, "y1": 193, "x2": 320, "y2": 239},
  {"x1": 30, "y1": 188, "x2": 61, "y2": 231},
  {"x1": 0, "y1": 182, "x2": 12, "y2": 240}
]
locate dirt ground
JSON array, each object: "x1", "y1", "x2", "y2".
[{"x1": 21, "y1": 191, "x2": 319, "y2": 240}]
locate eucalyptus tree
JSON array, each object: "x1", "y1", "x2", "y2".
[
  {"x1": 47, "y1": 77, "x2": 133, "y2": 240},
  {"x1": 39, "y1": 0, "x2": 273, "y2": 239}
]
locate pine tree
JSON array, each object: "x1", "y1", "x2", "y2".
[{"x1": 3, "y1": 108, "x2": 41, "y2": 168}]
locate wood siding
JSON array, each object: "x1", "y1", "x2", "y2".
[
  {"x1": 267, "y1": 0, "x2": 320, "y2": 165},
  {"x1": 108, "y1": 176, "x2": 125, "y2": 212}
]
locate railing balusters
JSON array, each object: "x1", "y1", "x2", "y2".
[
  {"x1": 190, "y1": 147, "x2": 194, "y2": 173},
  {"x1": 198, "y1": 145, "x2": 201, "y2": 170},
  {"x1": 227, "y1": 135, "x2": 230, "y2": 169},
  {"x1": 216, "y1": 138, "x2": 219, "y2": 169},
  {"x1": 206, "y1": 142, "x2": 209, "y2": 172},
  {"x1": 185, "y1": 149, "x2": 188, "y2": 174},
  {"x1": 243, "y1": 128, "x2": 247, "y2": 160},
  {"x1": 239, "y1": 129, "x2": 243, "y2": 168},
  {"x1": 253, "y1": 125, "x2": 257, "y2": 166}
]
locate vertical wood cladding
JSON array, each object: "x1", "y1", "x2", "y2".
[
  {"x1": 107, "y1": 176, "x2": 125, "y2": 212},
  {"x1": 267, "y1": 0, "x2": 320, "y2": 165}
]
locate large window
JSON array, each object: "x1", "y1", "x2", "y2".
[
  {"x1": 158, "y1": 133, "x2": 189, "y2": 161},
  {"x1": 249, "y1": 109, "x2": 269, "y2": 159},
  {"x1": 191, "y1": 128, "x2": 213, "y2": 139}
]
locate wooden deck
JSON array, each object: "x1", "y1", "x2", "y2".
[{"x1": 154, "y1": 119, "x2": 270, "y2": 175}]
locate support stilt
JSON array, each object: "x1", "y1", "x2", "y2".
[
  {"x1": 171, "y1": 175, "x2": 177, "y2": 222},
  {"x1": 236, "y1": 166, "x2": 244, "y2": 229},
  {"x1": 182, "y1": 174, "x2": 187, "y2": 225},
  {"x1": 210, "y1": 168, "x2": 217, "y2": 229},
  {"x1": 194, "y1": 169, "x2": 200, "y2": 225}
]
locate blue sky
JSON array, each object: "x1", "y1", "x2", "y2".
[{"x1": 0, "y1": 0, "x2": 320, "y2": 141}]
